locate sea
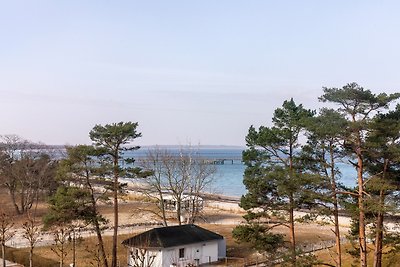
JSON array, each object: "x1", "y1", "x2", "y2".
[{"x1": 127, "y1": 146, "x2": 358, "y2": 197}]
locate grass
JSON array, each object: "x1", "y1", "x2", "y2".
[
  {"x1": 315, "y1": 243, "x2": 400, "y2": 267},
  {"x1": 1, "y1": 187, "x2": 399, "y2": 266},
  {"x1": 5, "y1": 222, "x2": 400, "y2": 267},
  {"x1": 4, "y1": 247, "x2": 59, "y2": 267},
  {"x1": 5, "y1": 234, "x2": 135, "y2": 267},
  {"x1": 5, "y1": 225, "x2": 253, "y2": 267}
]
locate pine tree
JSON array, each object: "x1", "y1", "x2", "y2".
[
  {"x1": 89, "y1": 122, "x2": 142, "y2": 267},
  {"x1": 364, "y1": 105, "x2": 400, "y2": 267},
  {"x1": 301, "y1": 108, "x2": 348, "y2": 267},
  {"x1": 319, "y1": 82, "x2": 400, "y2": 267},
  {"x1": 235, "y1": 99, "x2": 318, "y2": 265}
]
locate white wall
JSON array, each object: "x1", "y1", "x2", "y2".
[
  {"x1": 217, "y1": 239, "x2": 226, "y2": 258},
  {"x1": 127, "y1": 247, "x2": 162, "y2": 267},
  {"x1": 128, "y1": 239, "x2": 225, "y2": 267},
  {"x1": 161, "y1": 240, "x2": 219, "y2": 267}
]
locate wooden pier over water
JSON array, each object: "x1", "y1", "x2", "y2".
[{"x1": 204, "y1": 158, "x2": 240, "y2": 165}]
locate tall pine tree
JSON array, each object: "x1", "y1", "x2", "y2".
[
  {"x1": 320, "y1": 83, "x2": 400, "y2": 267},
  {"x1": 89, "y1": 122, "x2": 142, "y2": 267},
  {"x1": 301, "y1": 108, "x2": 348, "y2": 267},
  {"x1": 364, "y1": 105, "x2": 400, "y2": 267},
  {"x1": 234, "y1": 99, "x2": 317, "y2": 265}
]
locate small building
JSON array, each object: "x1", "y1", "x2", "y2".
[
  {"x1": 122, "y1": 224, "x2": 226, "y2": 267},
  {"x1": 162, "y1": 195, "x2": 204, "y2": 213},
  {"x1": 162, "y1": 194, "x2": 205, "y2": 223}
]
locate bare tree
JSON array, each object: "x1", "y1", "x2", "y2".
[
  {"x1": 0, "y1": 135, "x2": 58, "y2": 214},
  {"x1": 139, "y1": 148, "x2": 171, "y2": 226},
  {"x1": 185, "y1": 152, "x2": 215, "y2": 224},
  {"x1": 140, "y1": 147, "x2": 215, "y2": 225},
  {"x1": 51, "y1": 226, "x2": 71, "y2": 267},
  {"x1": 129, "y1": 248, "x2": 157, "y2": 267},
  {"x1": 22, "y1": 213, "x2": 42, "y2": 267},
  {"x1": 0, "y1": 211, "x2": 15, "y2": 267},
  {"x1": 86, "y1": 243, "x2": 108, "y2": 267}
]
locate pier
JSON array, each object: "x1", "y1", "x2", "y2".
[{"x1": 205, "y1": 159, "x2": 237, "y2": 165}]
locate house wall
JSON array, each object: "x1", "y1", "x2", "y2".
[
  {"x1": 127, "y1": 239, "x2": 225, "y2": 267},
  {"x1": 127, "y1": 247, "x2": 163, "y2": 267},
  {"x1": 161, "y1": 240, "x2": 220, "y2": 267},
  {"x1": 217, "y1": 239, "x2": 226, "y2": 258}
]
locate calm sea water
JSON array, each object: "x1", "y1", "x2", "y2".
[{"x1": 127, "y1": 147, "x2": 357, "y2": 197}]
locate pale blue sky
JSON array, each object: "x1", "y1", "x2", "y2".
[{"x1": 1, "y1": 1, "x2": 399, "y2": 145}]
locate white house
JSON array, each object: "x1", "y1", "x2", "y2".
[
  {"x1": 122, "y1": 224, "x2": 226, "y2": 267},
  {"x1": 162, "y1": 194, "x2": 204, "y2": 213}
]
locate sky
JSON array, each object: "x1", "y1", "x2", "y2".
[{"x1": 1, "y1": 1, "x2": 400, "y2": 146}]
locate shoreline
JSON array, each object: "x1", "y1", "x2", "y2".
[{"x1": 121, "y1": 180, "x2": 400, "y2": 231}]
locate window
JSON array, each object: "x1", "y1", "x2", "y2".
[{"x1": 179, "y1": 248, "x2": 185, "y2": 259}]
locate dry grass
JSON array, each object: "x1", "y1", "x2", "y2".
[
  {"x1": 6, "y1": 225, "x2": 252, "y2": 267},
  {"x1": 2, "y1": 187, "x2": 399, "y2": 266},
  {"x1": 315, "y1": 244, "x2": 400, "y2": 267},
  {"x1": 0, "y1": 188, "x2": 49, "y2": 226},
  {"x1": 5, "y1": 233, "x2": 139, "y2": 267},
  {"x1": 34, "y1": 234, "x2": 137, "y2": 267},
  {"x1": 4, "y1": 247, "x2": 59, "y2": 267}
]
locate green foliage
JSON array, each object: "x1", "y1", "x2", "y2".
[
  {"x1": 232, "y1": 224, "x2": 284, "y2": 254},
  {"x1": 364, "y1": 104, "x2": 400, "y2": 187},
  {"x1": 89, "y1": 121, "x2": 141, "y2": 155},
  {"x1": 236, "y1": 98, "x2": 324, "y2": 265},
  {"x1": 58, "y1": 145, "x2": 110, "y2": 183},
  {"x1": 319, "y1": 82, "x2": 400, "y2": 117},
  {"x1": 89, "y1": 121, "x2": 147, "y2": 187},
  {"x1": 44, "y1": 186, "x2": 107, "y2": 229},
  {"x1": 89, "y1": 121, "x2": 143, "y2": 267},
  {"x1": 241, "y1": 98, "x2": 317, "y2": 214},
  {"x1": 281, "y1": 252, "x2": 320, "y2": 267}
]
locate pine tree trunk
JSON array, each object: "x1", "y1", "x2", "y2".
[
  {"x1": 111, "y1": 158, "x2": 119, "y2": 267},
  {"x1": 288, "y1": 145, "x2": 296, "y2": 266},
  {"x1": 289, "y1": 196, "x2": 296, "y2": 266},
  {"x1": 330, "y1": 147, "x2": 341, "y2": 267},
  {"x1": 357, "y1": 156, "x2": 367, "y2": 267},
  {"x1": 94, "y1": 219, "x2": 108, "y2": 267},
  {"x1": 373, "y1": 190, "x2": 385, "y2": 267},
  {"x1": 72, "y1": 229, "x2": 76, "y2": 267},
  {"x1": 87, "y1": 172, "x2": 109, "y2": 267},
  {"x1": 333, "y1": 197, "x2": 341, "y2": 267}
]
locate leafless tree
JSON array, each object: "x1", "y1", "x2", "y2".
[
  {"x1": 138, "y1": 149, "x2": 171, "y2": 226},
  {"x1": 140, "y1": 147, "x2": 215, "y2": 225},
  {"x1": 22, "y1": 213, "x2": 42, "y2": 267},
  {"x1": 86, "y1": 243, "x2": 108, "y2": 267},
  {"x1": 0, "y1": 211, "x2": 15, "y2": 267},
  {"x1": 0, "y1": 135, "x2": 58, "y2": 214},
  {"x1": 185, "y1": 154, "x2": 215, "y2": 224},
  {"x1": 51, "y1": 226, "x2": 71, "y2": 267},
  {"x1": 129, "y1": 247, "x2": 157, "y2": 267}
]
